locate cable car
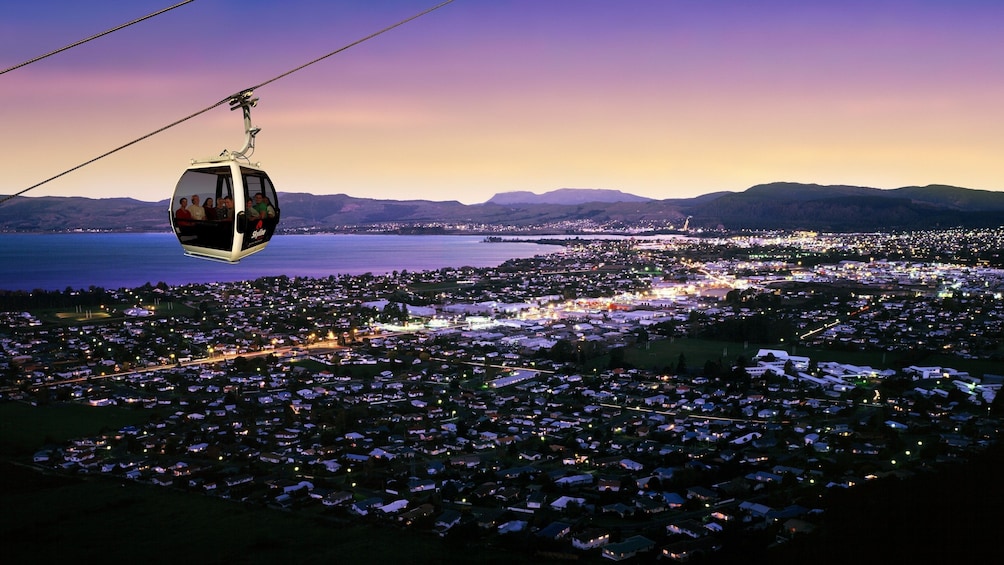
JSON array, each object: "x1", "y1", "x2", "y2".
[{"x1": 169, "y1": 91, "x2": 280, "y2": 262}]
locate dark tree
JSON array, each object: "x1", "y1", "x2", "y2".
[
  {"x1": 609, "y1": 346, "x2": 627, "y2": 369},
  {"x1": 548, "y1": 339, "x2": 575, "y2": 363}
]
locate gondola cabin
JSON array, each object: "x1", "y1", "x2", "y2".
[{"x1": 169, "y1": 157, "x2": 279, "y2": 262}]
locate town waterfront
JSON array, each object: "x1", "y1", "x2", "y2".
[{"x1": 0, "y1": 233, "x2": 552, "y2": 291}]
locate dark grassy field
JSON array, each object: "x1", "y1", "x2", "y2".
[
  {"x1": 0, "y1": 461, "x2": 512, "y2": 565},
  {"x1": 29, "y1": 301, "x2": 197, "y2": 328},
  {"x1": 0, "y1": 402, "x2": 155, "y2": 456},
  {"x1": 0, "y1": 402, "x2": 543, "y2": 565}
]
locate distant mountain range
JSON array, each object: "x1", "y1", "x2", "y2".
[
  {"x1": 2, "y1": 183, "x2": 1002, "y2": 233},
  {"x1": 694, "y1": 183, "x2": 1004, "y2": 231},
  {"x1": 485, "y1": 188, "x2": 652, "y2": 205}
]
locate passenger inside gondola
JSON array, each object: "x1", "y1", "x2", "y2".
[
  {"x1": 217, "y1": 197, "x2": 234, "y2": 221},
  {"x1": 175, "y1": 197, "x2": 193, "y2": 226},
  {"x1": 189, "y1": 194, "x2": 206, "y2": 221},
  {"x1": 203, "y1": 197, "x2": 216, "y2": 221},
  {"x1": 253, "y1": 192, "x2": 276, "y2": 218},
  {"x1": 246, "y1": 198, "x2": 259, "y2": 221}
]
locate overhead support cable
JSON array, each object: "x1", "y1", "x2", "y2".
[
  {"x1": 246, "y1": 0, "x2": 456, "y2": 92},
  {"x1": 1, "y1": 100, "x2": 230, "y2": 204},
  {"x1": 1, "y1": 0, "x2": 456, "y2": 205},
  {"x1": 0, "y1": 1, "x2": 196, "y2": 76}
]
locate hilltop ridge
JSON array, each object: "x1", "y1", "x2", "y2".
[
  {"x1": 1, "y1": 183, "x2": 1002, "y2": 233},
  {"x1": 485, "y1": 188, "x2": 653, "y2": 205}
]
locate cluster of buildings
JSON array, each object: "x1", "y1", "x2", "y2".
[{"x1": 3, "y1": 229, "x2": 1004, "y2": 560}]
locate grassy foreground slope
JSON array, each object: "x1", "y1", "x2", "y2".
[
  {"x1": 1, "y1": 461, "x2": 497, "y2": 565},
  {"x1": 0, "y1": 403, "x2": 518, "y2": 565}
]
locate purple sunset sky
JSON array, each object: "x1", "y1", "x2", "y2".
[{"x1": 2, "y1": 0, "x2": 1003, "y2": 203}]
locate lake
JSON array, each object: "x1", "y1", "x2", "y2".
[{"x1": 0, "y1": 233, "x2": 554, "y2": 291}]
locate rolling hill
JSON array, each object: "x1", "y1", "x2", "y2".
[
  {"x1": 1, "y1": 183, "x2": 1001, "y2": 233},
  {"x1": 686, "y1": 182, "x2": 1004, "y2": 231},
  {"x1": 485, "y1": 188, "x2": 653, "y2": 205}
]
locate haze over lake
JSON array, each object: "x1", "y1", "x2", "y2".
[{"x1": 0, "y1": 234, "x2": 552, "y2": 291}]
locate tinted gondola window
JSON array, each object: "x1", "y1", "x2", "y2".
[
  {"x1": 241, "y1": 169, "x2": 279, "y2": 251},
  {"x1": 172, "y1": 166, "x2": 236, "y2": 251}
]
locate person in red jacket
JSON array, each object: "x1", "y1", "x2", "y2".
[{"x1": 175, "y1": 197, "x2": 193, "y2": 227}]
